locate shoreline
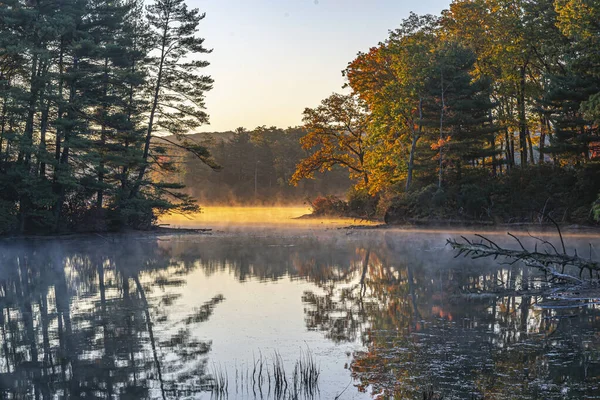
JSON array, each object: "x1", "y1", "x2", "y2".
[
  {"x1": 2, "y1": 217, "x2": 599, "y2": 241},
  {"x1": 0, "y1": 226, "x2": 213, "y2": 242}
]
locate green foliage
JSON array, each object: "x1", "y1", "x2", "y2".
[
  {"x1": 346, "y1": 187, "x2": 379, "y2": 218},
  {"x1": 457, "y1": 184, "x2": 490, "y2": 219},
  {"x1": 107, "y1": 197, "x2": 159, "y2": 231},
  {"x1": 581, "y1": 92, "x2": 600, "y2": 124},
  {"x1": 0, "y1": 0, "x2": 212, "y2": 234},
  {"x1": 383, "y1": 164, "x2": 600, "y2": 224},
  {"x1": 593, "y1": 195, "x2": 600, "y2": 222},
  {"x1": 0, "y1": 200, "x2": 18, "y2": 234},
  {"x1": 297, "y1": 1, "x2": 600, "y2": 225},
  {"x1": 384, "y1": 184, "x2": 446, "y2": 223}
]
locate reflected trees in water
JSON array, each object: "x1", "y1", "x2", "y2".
[
  {"x1": 0, "y1": 232, "x2": 598, "y2": 399},
  {"x1": 297, "y1": 233, "x2": 600, "y2": 399},
  {"x1": 0, "y1": 239, "x2": 223, "y2": 399}
]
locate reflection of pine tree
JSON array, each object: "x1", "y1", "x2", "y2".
[{"x1": 0, "y1": 239, "x2": 223, "y2": 398}]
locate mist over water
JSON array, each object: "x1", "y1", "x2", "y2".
[
  {"x1": 160, "y1": 206, "x2": 378, "y2": 230},
  {"x1": 1, "y1": 218, "x2": 599, "y2": 399}
]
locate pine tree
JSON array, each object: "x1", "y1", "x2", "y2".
[
  {"x1": 131, "y1": 0, "x2": 215, "y2": 200},
  {"x1": 425, "y1": 42, "x2": 498, "y2": 183}
]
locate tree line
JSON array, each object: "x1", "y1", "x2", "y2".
[
  {"x1": 292, "y1": 0, "x2": 600, "y2": 223},
  {"x1": 179, "y1": 127, "x2": 351, "y2": 205},
  {"x1": 0, "y1": 0, "x2": 215, "y2": 234}
]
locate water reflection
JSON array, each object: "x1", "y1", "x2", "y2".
[
  {"x1": 0, "y1": 231, "x2": 598, "y2": 399},
  {"x1": 0, "y1": 239, "x2": 222, "y2": 399},
  {"x1": 300, "y1": 232, "x2": 600, "y2": 399}
]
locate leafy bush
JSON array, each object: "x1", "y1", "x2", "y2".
[
  {"x1": 384, "y1": 184, "x2": 450, "y2": 223},
  {"x1": 347, "y1": 187, "x2": 379, "y2": 218},
  {"x1": 457, "y1": 184, "x2": 490, "y2": 219},
  {"x1": 384, "y1": 164, "x2": 600, "y2": 225},
  {"x1": 309, "y1": 195, "x2": 348, "y2": 216},
  {"x1": 107, "y1": 197, "x2": 159, "y2": 231}
]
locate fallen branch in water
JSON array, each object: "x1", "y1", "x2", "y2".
[{"x1": 447, "y1": 233, "x2": 599, "y2": 284}]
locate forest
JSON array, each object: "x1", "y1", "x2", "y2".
[
  {"x1": 2, "y1": 0, "x2": 600, "y2": 234},
  {"x1": 0, "y1": 0, "x2": 216, "y2": 234},
  {"x1": 288, "y1": 0, "x2": 600, "y2": 223},
  {"x1": 177, "y1": 127, "x2": 351, "y2": 205},
  {"x1": 180, "y1": 0, "x2": 600, "y2": 224}
]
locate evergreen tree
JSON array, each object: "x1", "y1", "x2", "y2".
[
  {"x1": 0, "y1": 0, "x2": 215, "y2": 233},
  {"x1": 131, "y1": 0, "x2": 215, "y2": 201},
  {"x1": 425, "y1": 42, "x2": 499, "y2": 184}
]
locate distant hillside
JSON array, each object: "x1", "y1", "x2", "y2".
[{"x1": 160, "y1": 127, "x2": 352, "y2": 205}]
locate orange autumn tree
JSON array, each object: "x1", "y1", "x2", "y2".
[
  {"x1": 291, "y1": 93, "x2": 371, "y2": 189},
  {"x1": 344, "y1": 46, "x2": 407, "y2": 194},
  {"x1": 345, "y1": 13, "x2": 439, "y2": 192}
]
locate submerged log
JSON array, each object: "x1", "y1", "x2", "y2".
[{"x1": 447, "y1": 233, "x2": 599, "y2": 284}]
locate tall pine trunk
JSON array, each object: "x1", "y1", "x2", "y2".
[
  {"x1": 438, "y1": 70, "x2": 445, "y2": 189},
  {"x1": 54, "y1": 56, "x2": 78, "y2": 232},
  {"x1": 18, "y1": 53, "x2": 39, "y2": 167},
  {"x1": 97, "y1": 57, "x2": 110, "y2": 209},
  {"x1": 131, "y1": 18, "x2": 170, "y2": 199},
  {"x1": 518, "y1": 65, "x2": 528, "y2": 167},
  {"x1": 539, "y1": 115, "x2": 546, "y2": 164},
  {"x1": 0, "y1": 89, "x2": 7, "y2": 170}
]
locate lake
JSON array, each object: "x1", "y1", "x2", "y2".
[{"x1": 1, "y1": 208, "x2": 599, "y2": 399}]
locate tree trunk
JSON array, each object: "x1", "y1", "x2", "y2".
[
  {"x1": 504, "y1": 128, "x2": 511, "y2": 172},
  {"x1": 527, "y1": 127, "x2": 535, "y2": 165},
  {"x1": 489, "y1": 109, "x2": 497, "y2": 177},
  {"x1": 97, "y1": 57, "x2": 109, "y2": 209},
  {"x1": 406, "y1": 98, "x2": 423, "y2": 192},
  {"x1": 131, "y1": 17, "x2": 170, "y2": 199},
  {"x1": 18, "y1": 53, "x2": 39, "y2": 166},
  {"x1": 518, "y1": 66, "x2": 528, "y2": 167},
  {"x1": 539, "y1": 115, "x2": 546, "y2": 164},
  {"x1": 38, "y1": 82, "x2": 51, "y2": 179},
  {"x1": 53, "y1": 40, "x2": 65, "y2": 224},
  {"x1": 0, "y1": 90, "x2": 7, "y2": 170},
  {"x1": 54, "y1": 55, "x2": 77, "y2": 232},
  {"x1": 490, "y1": 137, "x2": 497, "y2": 177},
  {"x1": 510, "y1": 130, "x2": 515, "y2": 168},
  {"x1": 406, "y1": 133, "x2": 418, "y2": 191},
  {"x1": 438, "y1": 71, "x2": 445, "y2": 189},
  {"x1": 498, "y1": 139, "x2": 503, "y2": 175}
]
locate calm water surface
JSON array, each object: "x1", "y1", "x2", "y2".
[{"x1": 1, "y1": 210, "x2": 600, "y2": 399}]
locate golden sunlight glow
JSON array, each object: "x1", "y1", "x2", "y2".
[{"x1": 160, "y1": 206, "x2": 378, "y2": 228}]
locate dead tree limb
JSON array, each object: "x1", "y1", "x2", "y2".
[{"x1": 447, "y1": 233, "x2": 599, "y2": 284}]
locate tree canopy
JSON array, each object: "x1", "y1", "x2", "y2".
[
  {"x1": 292, "y1": 0, "x2": 600, "y2": 223},
  {"x1": 0, "y1": 0, "x2": 214, "y2": 233}
]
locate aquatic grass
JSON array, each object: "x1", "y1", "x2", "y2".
[
  {"x1": 211, "y1": 363, "x2": 228, "y2": 396},
  {"x1": 209, "y1": 349, "x2": 320, "y2": 399}
]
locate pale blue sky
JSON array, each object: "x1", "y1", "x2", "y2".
[{"x1": 193, "y1": 0, "x2": 451, "y2": 132}]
